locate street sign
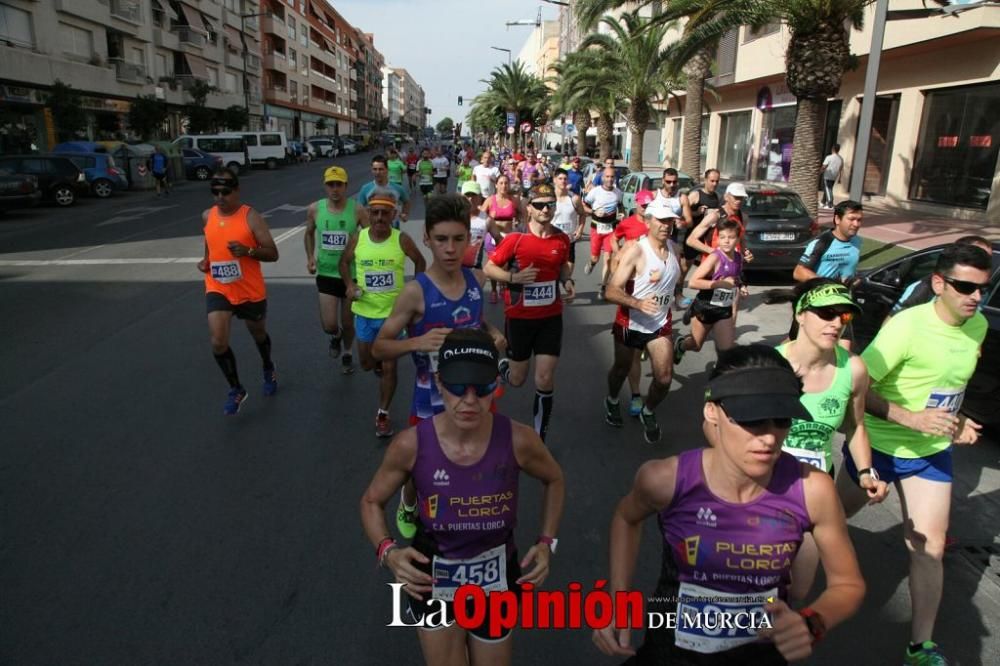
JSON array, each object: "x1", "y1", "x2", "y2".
[
  {"x1": 520, "y1": 121, "x2": 532, "y2": 133},
  {"x1": 506, "y1": 126, "x2": 515, "y2": 135},
  {"x1": 565, "y1": 123, "x2": 576, "y2": 135},
  {"x1": 506, "y1": 112, "x2": 517, "y2": 128}
]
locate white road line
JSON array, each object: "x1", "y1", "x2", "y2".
[
  {"x1": 273, "y1": 224, "x2": 305, "y2": 244},
  {"x1": 0, "y1": 258, "x2": 203, "y2": 266}
]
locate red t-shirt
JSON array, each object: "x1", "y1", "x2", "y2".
[
  {"x1": 406, "y1": 154, "x2": 418, "y2": 167},
  {"x1": 491, "y1": 230, "x2": 571, "y2": 319},
  {"x1": 614, "y1": 214, "x2": 647, "y2": 243}
]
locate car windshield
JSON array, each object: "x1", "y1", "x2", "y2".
[{"x1": 745, "y1": 192, "x2": 809, "y2": 217}]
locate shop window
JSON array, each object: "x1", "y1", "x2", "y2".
[
  {"x1": 0, "y1": 3, "x2": 34, "y2": 47},
  {"x1": 718, "y1": 111, "x2": 752, "y2": 180},
  {"x1": 757, "y1": 105, "x2": 797, "y2": 182}
]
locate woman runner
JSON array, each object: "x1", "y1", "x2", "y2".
[{"x1": 481, "y1": 174, "x2": 521, "y2": 303}]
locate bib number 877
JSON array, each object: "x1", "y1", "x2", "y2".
[{"x1": 450, "y1": 559, "x2": 501, "y2": 587}]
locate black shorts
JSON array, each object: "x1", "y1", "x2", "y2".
[
  {"x1": 433, "y1": 176, "x2": 447, "y2": 186},
  {"x1": 691, "y1": 299, "x2": 733, "y2": 325},
  {"x1": 407, "y1": 166, "x2": 416, "y2": 174},
  {"x1": 153, "y1": 172, "x2": 167, "y2": 182},
  {"x1": 612, "y1": 322, "x2": 672, "y2": 350},
  {"x1": 316, "y1": 275, "x2": 348, "y2": 298},
  {"x1": 568, "y1": 239, "x2": 576, "y2": 264},
  {"x1": 420, "y1": 184, "x2": 433, "y2": 195},
  {"x1": 506, "y1": 315, "x2": 563, "y2": 361},
  {"x1": 206, "y1": 292, "x2": 267, "y2": 321}
]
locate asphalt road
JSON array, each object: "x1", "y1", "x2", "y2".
[{"x1": 2, "y1": 157, "x2": 998, "y2": 665}]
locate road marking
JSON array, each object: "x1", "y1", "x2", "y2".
[
  {"x1": 96, "y1": 204, "x2": 179, "y2": 227},
  {"x1": 0, "y1": 258, "x2": 203, "y2": 266},
  {"x1": 273, "y1": 224, "x2": 305, "y2": 244},
  {"x1": 261, "y1": 203, "x2": 310, "y2": 218}
]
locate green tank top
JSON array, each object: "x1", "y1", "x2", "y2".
[
  {"x1": 352, "y1": 227, "x2": 405, "y2": 319},
  {"x1": 778, "y1": 344, "x2": 853, "y2": 472},
  {"x1": 315, "y1": 198, "x2": 357, "y2": 278}
]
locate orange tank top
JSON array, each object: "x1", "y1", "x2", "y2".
[{"x1": 204, "y1": 204, "x2": 266, "y2": 303}]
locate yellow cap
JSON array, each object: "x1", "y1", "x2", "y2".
[{"x1": 323, "y1": 166, "x2": 348, "y2": 184}]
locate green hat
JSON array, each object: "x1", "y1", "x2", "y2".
[
  {"x1": 461, "y1": 181, "x2": 482, "y2": 196},
  {"x1": 795, "y1": 282, "x2": 862, "y2": 314}
]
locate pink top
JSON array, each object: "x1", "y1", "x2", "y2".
[{"x1": 487, "y1": 195, "x2": 517, "y2": 221}]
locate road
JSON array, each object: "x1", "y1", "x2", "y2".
[{"x1": 2, "y1": 156, "x2": 998, "y2": 665}]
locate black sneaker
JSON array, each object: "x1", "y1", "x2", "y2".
[
  {"x1": 497, "y1": 357, "x2": 511, "y2": 384},
  {"x1": 342, "y1": 353, "x2": 354, "y2": 375},
  {"x1": 639, "y1": 409, "x2": 661, "y2": 443},
  {"x1": 329, "y1": 334, "x2": 342, "y2": 359},
  {"x1": 604, "y1": 397, "x2": 623, "y2": 427}
]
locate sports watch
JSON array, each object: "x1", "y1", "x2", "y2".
[
  {"x1": 537, "y1": 535, "x2": 558, "y2": 554},
  {"x1": 857, "y1": 467, "x2": 880, "y2": 488},
  {"x1": 798, "y1": 607, "x2": 826, "y2": 645}
]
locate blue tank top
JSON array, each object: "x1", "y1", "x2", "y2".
[
  {"x1": 413, "y1": 415, "x2": 519, "y2": 559},
  {"x1": 407, "y1": 269, "x2": 484, "y2": 420}
]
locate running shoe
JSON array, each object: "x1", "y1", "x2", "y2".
[
  {"x1": 639, "y1": 409, "x2": 661, "y2": 444},
  {"x1": 628, "y1": 396, "x2": 643, "y2": 417},
  {"x1": 375, "y1": 411, "x2": 394, "y2": 438},
  {"x1": 676, "y1": 296, "x2": 693, "y2": 310},
  {"x1": 497, "y1": 357, "x2": 511, "y2": 384},
  {"x1": 396, "y1": 494, "x2": 418, "y2": 540},
  {"x1": 224, "y1": 386, "x2": 248, "y2": 415},
  {"x1": 329, "y1": 334, "x2": 342, "y2": 359},
  {"x1": 262, "y1": 365, "x2": 278, "y2": 396},
  {"x1": 904, "y1": 641, "x2": 948, "y2": 666},
  {"x1": 604, "y1": 397, "x2": 623, "y2": 427},
  {"x1": 583, "y1": 261, "x2": 595, "y2": 276},
  {"x1": 674, "y1": 335, "x2": 688, "y2": 365},
  {"x1": 342, "y1": 353, "x2": 355, "y2": 375}
]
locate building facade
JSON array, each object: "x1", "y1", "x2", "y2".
[
  {"x1": 0, "y1": 0, "x2": 265, "y2": 151},
  {"x1": 381, "y1": 66, "x2": 425, "y2": 136},
  {"x1": 516, "y1": 20, "x2": 560, "y2": 81}
]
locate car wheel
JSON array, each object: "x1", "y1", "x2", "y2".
[
  {"x1": 266, "y1": 158, "x2": 278, "y2": 170},
  {"x1": 227, "y1": 162, "x2": 241, "y2": 174},
  {"x1": 92, "y1": 179, "x2": 114, "y2": 198},
  {"x1": 53, "y1": 185, "x2": 75, "y2": 206},
  {"x1": 194, "y1": 166, "x2": 211, "y2": 180}
]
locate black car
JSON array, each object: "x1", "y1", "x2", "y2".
[
  {"x1": 852, "y1": 242, "x2": 1000, "y2": 429},
  {"x1": 719, "y1": 181, "x2": 819, "y2": 272},
  {"x1": 0, "y1": 155, "x2": 88, "y2": 206},
  {"x1": 0, "y1": 174, "x2": 42, "y2": 213}
]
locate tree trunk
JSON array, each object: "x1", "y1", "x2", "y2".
[
  {"x1": 680, "y1": 49, "x2": 712, "y2": 176},
  {"x1": 626, "y1": 108, "x2": 648, "y2": 172},
  {"x1": 596, "y1": 112, "x2": 613, "y2": 161},
  {"x1": 787, "y1": 97, "x2": 827, "y2": 219},
  {"x1": 573, "y1": 109, "x2": 591, "y2": 156}
]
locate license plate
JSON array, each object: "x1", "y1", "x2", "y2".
[{"x1": 759, "y1": 232, "x2": 796, "y2": 242}]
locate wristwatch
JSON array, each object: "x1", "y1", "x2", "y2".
[
  {"x1": 798, "y1": 608, "x2": 826, "y2": 645},
  {"x1": 537, "y1": 535, "x2": 558, "y2": 554},
  {"x1": 857, "y1": 467, "x2": 880, "y2": 487},
  {"x1": 248, "y1": 247, "x2": 256, "y2": 259}
]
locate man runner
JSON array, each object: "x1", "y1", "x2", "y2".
[
  {"x1": 386, "y1": 148, "x2": 407, "y2": 187},
  {"x1": 794, "y1": 199, "x2": 863, "y2": 285},
  {"x1": 416, "y1": 148, "x2": 435, "y2": 200},
  {"x1": 551, "y1": 168, "x2": 586, "y2": 274},
  {"x1": 431, "y1": 147, "x2": 450, "y2": 195},
  {"x1": 357, "y1": 154, "x2": 410, "y2": 229},
  {"x1": 582, "y1": 167, "x2": 624, "y2": 300},
  {"x1": 197, "y1": 168, "x2": 279, "y2": 414}
]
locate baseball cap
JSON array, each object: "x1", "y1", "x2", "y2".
[
  {"x1": 644, "y1": 199, "x2": 680, "y2": 220},
  {"x1": 725, "y1": 182, "x2": 748, "y2": 198},
  {"x1": 437, "y1": 329, "x2": 500, "y2": 384},
  {"x1": 461, "y1": 181, "x2": 482, "y2": 196},
  {"x1": 704, "y1": 366, "x2": 812, "y2": 422},
  {"x1": 795, "y1": 282, "x2": 862, "y2": 315},
  {"x1": 528, "y1": 183, "x2": 556, "y2": 201},
  {"x1": 635, "y1": 189, "x2": 656, "y2": 207},
  {"x1": 324, "y1": 166, "x2": 348, "y2": 184}
]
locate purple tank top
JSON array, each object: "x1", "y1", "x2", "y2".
[
  {"x1": 659, "y1": 449, "x2": 810, "y2": 597},
  {"x1": 414, "y1": 415, "x2": 520, "y2": 559},
  {"x1": 710, "y1": 248, "x2": 742, "y2": 280},
  {"x1": 407, "y1": 269, "x2": 484, "y2": 420}
]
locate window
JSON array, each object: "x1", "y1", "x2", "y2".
[
  {"x1": 155, "y1": 53, "x2": 168, "y2": 78},
  {"x1": 718, "y1": 111, "x2": 752, "y2": 180},
  {"x1": 289, "y1": 79, "x2": 297, "y2": 99},
  {"x1": 224, "y1": 71, "x2": 237, "y2": 93},
  {"x1": 59, "y1": 22, "x2": 93, "y2": 58},
  {"x1": 131, "y1": 47, "x2": 145, "y2": 67},
  {"x1": 0, "y1": 3, "x2": 34, "y2": 47},
  {"x1": 243, "y1": 134, "x2": 258, "y2": 146},
  {"x1": 300, "y1": 30, "x2": 307, "y2": 47},
  {"x1": 67, "y1": 156, "x2": 96, "y2": 169},
  {"x1": 287, "y1": 16, "x2": 295, "y2": 40},
  {"x1": 198, "y1": 137, "x2": 245, "y2": 153},
  {"x1": 260, "y1": 134, "x2": 281, "y2": 146},
  {"x1": 744, "y1": 21, "x2": 780, "y2": 42},
  {"x1": 183, "y1": 149, "x2": 198, "y2": 158},
  {"x1": 288, "y1": 48, "x2": 296, "y2": 68},
  {"x1": 206, "y1": 66, "x2": 218, "y2": 87}
]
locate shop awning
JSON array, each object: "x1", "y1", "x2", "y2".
[
  {"x1": 184, "y1": 53, "x2": 208, "y2": 79},
  {"x1": 176, "y1": 1, "x2": 202, "y2": 29}
]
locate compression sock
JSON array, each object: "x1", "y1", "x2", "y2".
[
  {"x1": 533, "y1": 390, "x2": 554, "y2": 442},
  {"x1": 255, "y1": 334, "x2": 274, "y2": 370},
  {"x1": 213, "y1": 347, "x2": 241, "y2": 388}
]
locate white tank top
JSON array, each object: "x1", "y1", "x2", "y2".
[
  {"x1": 551, "y1": 195, "x2": 579, "y2": 236},
  {"x1": 628, "y1": 237, "x2": 681, "y2": 333},
  {"x1": 470, "y1": 213, "x2": 488, "y2": 242}
]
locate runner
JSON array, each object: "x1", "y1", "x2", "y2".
[
  {"x1": 517, "y1": 154, "x2": 543, "y2": 192},
  {"x1": 551, "y1": 168, "x2": 586, "y2": 274},
  {"x1": 357, "y1": 154, "x2": 410, "y2": 229},
  {"x1": 197, "y1": 168, "x2": 279, "y2": 415},
  {"x1": 361, "y1": 328, "x2": 564, "y2": 666},
  {"x1": 304, "y1": 166, "x2": 369, "y2": 374},
  {"x1": 837, "y1": 243, "x2": 990, "y2": 665},
  {"x1": 405, "y1": 147, "x2": 419, "y2": 190},
  {"x1": 604, "y1": 199, "x2": 682, "y2": 444},
  {"x1": 582, "y1": 167, "x2": 624, "y2": 300},
  {"x1": 484, "y1": 183, "x2": 575, "y2": 442},
  {"x1": 416, "y1": 148, "x2": 435, "y2": 200},
  {"x1": 455, "y1": 153, "x2": 475, "y2": 192},
  {"x1": 890, "y1": 235, "x2": 991, "y2": 317},
  {"x1": 386, "y1": 148, "x2": 407, "y2": 187},
  {"x1": 673, "y1": 218, "x2": 746, "y2": 362},
  {"x1": 472, "y1": 151, "x2": 500, "y2": 198},
  {"x1": 149, "y1": 144, "x2": 171, "y2": 197},
  {"x1": 460, "y1": 181, "x2": 493, "y2": 269},
  {"x1": 794, "y1": 200, "x2": 863, "y2": 284},
  {"x1": 432, "y1": 147, "x2": 451, "y2": 195},
  {"x1": 566, "y1": 156, "x2": 585, "y2": 196},
  {"x1": 593, "y1": 344, "x2": 865, "y2": 664},
  {"x1": 652, "y1": 168, "x2": 693, "y2": 306},
  {"x1": 587, "y1": 157, "x2": 617, "y2": 192},
  {"x1": 677, "y1": 169, "x2": 719, "y2": 306},
  {"x1": 685, "y1": 182, "x2": 751, "y2": 261},
  {"x1": 481, "y1": 173, "x2": 521, "y2": 304},
  {"x1": 339, "y1": 187, "x2": 427, "y2": 437}
]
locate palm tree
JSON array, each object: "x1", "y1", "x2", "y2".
[
  {"x1": 548, "y1": 53, "x2": 593, "y2": 156},
  {"x1": 471, "y1": 61, "x2": 549, "y2": 150},
  {"x1": 578, "y1": 11, "x2": 680, "y2": 171},
  {"x1": 551, "y1": 50, "x2": 622, "y2": 160}
]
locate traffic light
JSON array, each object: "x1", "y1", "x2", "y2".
[{"x1": 458, "y1": 96, "x2": 463, "y2": 106}]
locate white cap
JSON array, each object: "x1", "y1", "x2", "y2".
[
  {"x1": 725, "y1": 182, "x2": 748, "y2": 198},
  {"x1": 645, "y1": 199, "x2": 680, "y2": 220}
]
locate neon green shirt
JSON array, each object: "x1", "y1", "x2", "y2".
[
  {"x1": 387, "y1": 158, "x2": 406, "y2": 185},
  {"x1": 352, "y1": 228, "x2": 405, "y2": 319},
  {"x1": 862, "y1": 301, "x2": 987, "y2": 458},
  {"x1": 417, "y1": 159, "x2": 434, "y2": 185},
  {"x1": 314, "y1": 198, "x2": 357, "y2": 278},
  {"x1": 456, "y1": 164, "x2": 474, "y2": 186}
]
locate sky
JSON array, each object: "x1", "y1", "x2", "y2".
[{"x1": 334, "y1": 0, "x2": 561, "y2": 130}]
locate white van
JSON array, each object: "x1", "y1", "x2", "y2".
[
  {"x1": 173, "y1": 135, "x2": 249, "y2": 173},
  {"x1": 222, "y1": 131, "x2": 288, "y2": 170}
]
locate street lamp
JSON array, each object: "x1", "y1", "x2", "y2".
[
  {"x1": 490, "y1": 46, "x2": 512, "y2": 66},
  {"x1": 240, "y1": 11, "x2": 265, "y2": 130}
]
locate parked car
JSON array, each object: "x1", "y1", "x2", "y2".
[
  {"x1": 173, "y1": 135, "x2": 249, "y2": 173},
  {"x1": 581, "y1": 162, "x2": 630, "y2": 189},
  {"x1": 851, "y1": 241, "x2": 1000, "y2": 430},
  {"x1": 619, "y1": 170, "x2": 695, "y2": 214},
  {"x1": 52, "y1": 152, "x2": 128, "y2": 198},
  {"x1": 308, "y1": 138, "x2": 338, "y2": 158},
  {"x1": 0, "y1": 155, "x2": 88, "y2": 206},
  {"x1": 340, "y1": 138, "x2": 358, "y2": 155},
  {"x1": 720, "y1": 181, "x2": 819, "y2": 272},
  {"x1": 182, "y1": 148, "x2": 223, "y2": 180},
  {"x1": 0, "y1": 174, "x2": 42, "y2": 213},
  {"x1": 222, "y1": 131, "x2": 287, "y2": 169}
]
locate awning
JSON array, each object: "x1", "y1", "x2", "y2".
[
  {"x1": 184, "y1": 53, "x2": 208, "y2": 79},
  {"x1": 177, "y1": 1, "x2": 201, "y2": 28},
  {"x1": 199, "y1": 12, "x2": 215, "y2": 34},
  {"x1": 153, "y1": 0, "x2": 179, "y2": 21},
  {"x1": 224, "y1": 25, "x2": 243, "y2": 47}
]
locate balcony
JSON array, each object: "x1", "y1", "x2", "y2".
[
  {"x1": 110, "y1": 57, "x2": 147, "y2": 84},
  {"x1": 152, "y1": 27, "x2": 179, "y2": 49},
  {"x1": 110, "y1": 0, "x2": 142, "y2": 23},
  {"x1": 264, "y1": 84, "x2": 289, "y2": 103},
  {"x1": 173, "y1": 27, "x2": 206, "y2": 48},
  {"x1": 260, "y1": 13, "x2": 286, "y2": 33},
  {"x1": 349, "y1": 68, "x2": 357, "y2": 81},
  {"x1": 261, "y1": 51, "x2": 285, "y2": 70}
]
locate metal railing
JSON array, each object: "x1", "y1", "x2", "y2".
[
  {"x1": 174, "y1": 27, "x2": 206, "y2": 47},
  {"x1": 110, "y1": 0, "x2": 142, "y2": 23},
  {"x1": 110, "y1": 57, "x2": 146, "y2": 83}
]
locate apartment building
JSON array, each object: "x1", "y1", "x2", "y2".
[
  {"x1": 516, "y1": 20, "x2": 560, "y2": 81},
  {"x1": 381, "y1": 66, "x2": 425, "y2": 136},
  {"x1": 0, "y1": 0, "x2": 265, "y2": 151},
  {"x1": 381, "y1": 66, "x2": 402, "y2": 129},
  {"x1": 353, "y1": 31, "x2": 384, "y2": 136}
]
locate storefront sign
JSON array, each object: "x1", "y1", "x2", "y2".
[
  {"x1": 0, "y1": 84, "x2": 43, "y2": 104},
  {"x1": 970, "y1": 135, "x2": 992, "y2": 148},
  {"x1": 936, "y1": 135, "x2": 959, "y2": 148},
  {"x1": 79, "y1": 97, "x2": 131, "y2": 113}
]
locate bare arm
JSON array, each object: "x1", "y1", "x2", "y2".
[
  {"x1": 372, "y1": 280, "x2": 440, "y2": 360},
  {"x1": 685, "y1": 210, "x2": 718, "y2": 256},
  {"x1": 687, "y1": 252, "x2": 726, "y2": 291},
  {"x1": 338, "y1": 234, "x2": 358, "y2": 295},
  {"x1": 197, "y1": 210, "x2": 210, "y2": 272},
  {"x1": 793, "y1": 263, "x2": 819, "y2": 283},
  {"x1": 844, "y1": 357, "x2": 888, "y2": 502},
  {"x1": 244, "y1": 208, "x2": 279, "y2": 262},
  {"x1": 679, "y1": 193, "x2": 693, "y2": 229},
  {"x1": 511, "y1": 421, "x2": 565, "y2": 585},
  {"x1": 399, "y1": 232, "x2": 427, "y2": 274},
  {"x1": 304, "y1": 202, "x2": 317, "y2": 273},
  {"x1": 605, "y1": 243, "x2": 651, "y2": 314}
]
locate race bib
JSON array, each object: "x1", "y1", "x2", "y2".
[
  {"x1": 710, "y1": 288, "x2": 734, "y2": 307},
  {"x1": 320, "y1": 230, "x2": 348, "y2": 251},
  {"x1": 783, "y1": 446, "x2": 826, "y2": 471},
  {"x1": 420, "y1": 174, "x2": 433, "y2": 185},
  {"x1": 652, "y1": 293, "x2": 672, "y2": 309},
  {"x1": 364, "y1": 271, "x2": 396, "y2": 293},
  {"x1": 594, "y1": 222, "x2": 613, "y2": 235},
  {"x1": 432, "y1": 544, "x2": 507, "y2": 602},
  {"x1": 524, "y1": 280, "x2": 557, "y2": 307},
  {"x1": 210, "y1": 260, "x2": 242, "y2": 284},
  {"x1": 926, "y1": 387, "x2": 964, "y2": 414},
  {"x1": 674, "y1": 582, "x2": 775, "y2": 654},
  {"x1": 553, "y1": 219, "x2": 577, "y2": 235}
]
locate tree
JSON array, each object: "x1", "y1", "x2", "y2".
[
  {"x1": 128, "y1": 94, "x2": 169, "y2": 141},
  {"x1": 47, "y1": 80, "x2": 87, "y2": 142},
  {"x1": 579, "y1": 12, "x2": 680, "y2": 171},
  {"x1": 470, "y1": 61, "x2": 549, "y2": 150},
  {"x1": 550, "y1": 50, "x2": 621, "y2": 159},
  {"x1": 220, "y1": 105, "x2": 249, "y2": 131},
  {"x1": 315, "y1": 117, "x2": 328, "y2": 132},
  {"x1": 184, "y1": 80, "x2": 218, "y2": 134},
  {"x1": 435, "y1": 117, "x2": 455, "y2": 135}
]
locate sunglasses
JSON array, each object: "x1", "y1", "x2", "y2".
[
  {"x1": 942, "y1": 276, "x2": 991, "y2": 296},
  {"x1": 211, "y1": 187, "x2": 233, "y2": 196},
  {"x1": 728, "y1": 415, "x2": 793, "y2": 430},
  {"x1": 663, "y1": 179, "x2": 678, "y2": 185},
  {"x1": 808, "y1": 307, "x2": 854, "y2": 324},
  {"x1": 464, "y1": 192, "x2": 480, "y2": 199},
  {"x1": 529, "y1": 201, "x2": 557, "y2": 210},
  {"x1": 441, "y1": 380, "x2": 498, "y2": 398}
]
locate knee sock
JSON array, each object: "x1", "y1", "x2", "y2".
[
  {"x1": 533, "y1": 390, "x2": 554, "y2": 442},
  {"x1": 255, "y1": 334, "x2": 274, "y2": 370},
  {"x1": 214, "y1": 347, "x2": 241, "y2": 388}
]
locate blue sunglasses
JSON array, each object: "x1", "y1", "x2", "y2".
[{"x1": 441, "y1": 380, "x2": 498, "y2": 398}]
